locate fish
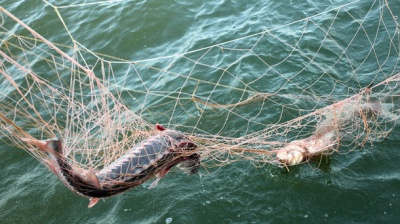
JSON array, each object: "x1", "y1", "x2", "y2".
[
  {"x1": 276, "y1": 99, "x2": 385, "y2": 166},
  {"x1": 23, "y1": 125, "x2": 199, "y2": 208}
]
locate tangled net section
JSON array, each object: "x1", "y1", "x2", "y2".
[
  {"x1": 0, "y1": 7, "x2": 153, "y2": 171},
  {"x1": 1, "y1": 0, "x2": 400, "y2": 179}
]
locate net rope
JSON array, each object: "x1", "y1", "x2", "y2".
[{"x1": 1, "y1": 0, "x2": 400, "y2": 175}]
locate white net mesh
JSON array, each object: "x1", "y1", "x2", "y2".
[{"x1": 1, "y1": 0, "x2": 399, "y2": 199}]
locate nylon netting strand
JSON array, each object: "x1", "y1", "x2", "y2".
[{"x1": 0, "y1": 0, "x2": 399, "y2": 176}]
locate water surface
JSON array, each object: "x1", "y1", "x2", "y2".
[{"x1": 1, "y1": 0, "x2": 400, "y2": 223}]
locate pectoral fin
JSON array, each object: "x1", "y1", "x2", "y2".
[
  {"x1": 88, "y1": 198, "x2": 100, "y2": 208},
  {"x1": 148, "y1": 166, "x2": 172, "y2": 189},
  {"x1": 149, "y1": 177, "x2": 162, "y2": 189},
  {"x1": 72, "y1": 167, "x2": 101, "y2": 188}
]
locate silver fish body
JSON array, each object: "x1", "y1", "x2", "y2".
[{"x1": 42, "y1": 129, "x2": 198, "y2": 199}]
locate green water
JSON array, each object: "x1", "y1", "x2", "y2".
[{"x1": 1, "y1": 0, "x2": 400, "y2": 223}]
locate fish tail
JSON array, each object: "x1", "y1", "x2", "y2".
[
  {"x1": 46, "y1": 138, "x2": 63, "y2": 154},
  {"x1": 21, "y1": 137, "x2": 61, "y2": 156}
]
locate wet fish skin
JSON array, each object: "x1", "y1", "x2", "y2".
[{"x1": 44, "y1": 129, "x2": 199, "y2": 199}]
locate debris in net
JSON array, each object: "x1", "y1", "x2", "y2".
[{"x1": 276, "y1": 99, "x2": 385, "y2": 166}]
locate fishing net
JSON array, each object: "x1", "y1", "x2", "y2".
[{"x1": 1, "y1": 0, "x2": 400, "y2": 200}]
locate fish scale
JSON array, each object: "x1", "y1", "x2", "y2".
[{"x1": 96, "y1": 132, "x2": 174, "y2": 182}]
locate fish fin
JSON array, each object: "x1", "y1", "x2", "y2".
[
  {"x1": 48, "y1": 139, "x2": 63, "y2": 154},
  {"x1": 156, "y1": 124, "x2": 166, "y2": 131},
  {"x1": 88, "y1": 198, "x2": 100, "y2": 208},
  {"x1": 85, "y1": 169, "x2": 101, "y2": 188},
  {"x1": 149, "y1": 177, "x2": 161, "y2": 189},
  {"x1": 72, "y1": 167, "x2": 101, "y2": 188},
  {"x1": 149, "y1": 166, "x2": 172, "y2": 189}
]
